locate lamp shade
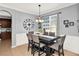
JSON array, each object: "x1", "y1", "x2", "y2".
[{"x1": 36, "y1": 16, "x2": 44, "y2": 23}]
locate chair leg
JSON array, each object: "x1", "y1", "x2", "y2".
[
  {"x1": 31, "y1": 44, "x2": 35, "y2": 56},
  {"x1": 28, "y1": 44, "x2": 30, "y2": 51},
  {"x1": 38, "y1": 51, "x2": 40, "y2": 56},
  {"x1": 31, "y1": 48, "x2": 33, "y2": 54},
  {"x1": 62, "y1": 48, "x2": 64, "y2": 56},
  {"x1": 31, "y1": 44, "x2": 34, "y2": 54},
  {"x1": 33, "y1": 51, "x2": 35, "y2": 56},
  {"x1": 58, "y1": 50, "x2": 60, "y2": 56},
  {"x1": 31, "y1": 48, "x2": 34, "y2": 56}
]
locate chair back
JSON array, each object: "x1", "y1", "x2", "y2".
[
  {"x1": 32, "y1": 34, "x2": 39, "y2": 43},
  {"x1": 49, "y1": 32, "x2": 55, "y2": 36},
  {"x1": 27, "y1": 31, "x2": 34, "y2": 41},
  {"x1": 43, "y1": 32, "x2": 48, "y2": 35},
  {"x1": 57, "y1": 35, "x2": 66, "y2": 46},
  {"x1": 29, "y1": 31, "x2": 34, "y2": 34}
]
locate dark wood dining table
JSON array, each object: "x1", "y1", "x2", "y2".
[{"x1": 34, "y1": 34, "x2": 60, "y2": 56}]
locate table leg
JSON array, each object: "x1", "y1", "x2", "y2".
[
  {"x1": 44, "y1": 46, "x2": 51, "y2": 56},
  {"x1": 44, "y1": 45, "x2": 55, "y2": 56}
]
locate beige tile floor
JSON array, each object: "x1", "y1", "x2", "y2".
[{"x1": 0, "y1": 39, "x2": 79, "y2": 56}]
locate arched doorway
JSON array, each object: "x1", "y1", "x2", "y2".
[{"x1": 0, "y1": 10, "x2": 12, "y2": 48}]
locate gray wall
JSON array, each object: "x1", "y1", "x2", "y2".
[
  {"x1": 42, "y1": 4, "x2": 79, "y2": 36},
  {"x1": 0, "y1": 3, "x2": 79, "y2": 48},
  {"x1": 0, "y1": 6, "x2": 36, "y2": 48},
  {"x1": 14, "y1": 11, "x2": 36, "y2": 33}
]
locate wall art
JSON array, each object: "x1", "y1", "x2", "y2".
[
  {"x1": 63, "y1": 20, "x2": 74, "y2": 28},
  {"x1": 23, "y1": 19, "x2": 34, "y2": 31},
  {"x1": 77, "y1": 20, "x2": 79, "y2": 32},
  {"x1": 63, "y1": 20, "x2": 69, "y2": 25},
  {"x1": 65, "y1": 24, "x2": 69, "y2": 28},
  {"x1": 69, "y1": 22, "x2": 74, "y2": 26}
]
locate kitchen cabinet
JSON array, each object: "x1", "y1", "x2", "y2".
[
  {"x1": 1, "y1": 32, "x2": 11, "y2": 40},
  {"x1": 0, "y1": 18, "x2": 11, "y2": 28},
  {"x1": 0, "y1": 18, "x2": 11, "y2": 40}
]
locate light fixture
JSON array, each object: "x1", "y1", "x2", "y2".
[{"x1": 36, "y1": 5, "x2": 44, "y2": 23}]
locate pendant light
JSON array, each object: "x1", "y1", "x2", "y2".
[{"x1": 36, "y1": 5, "x2": 44, "y2": 23}]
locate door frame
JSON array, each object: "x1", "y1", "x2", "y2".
[{"x1": 0, "y1": 10, "x2": 12, "y2": 47}]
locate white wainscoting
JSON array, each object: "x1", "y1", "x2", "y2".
[
  {"x1": 15, "y1": 33, "x2": 79, "y2": 54},
  {"x1": 16, "y1": 33, "x2": 28, "y2": 47},
  {"x1": 64, "y1": 35, "x2": 79, "y2": 54}
]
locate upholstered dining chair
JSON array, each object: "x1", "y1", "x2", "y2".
[
  {"x1": 49, "y1": 32, "x2": 55, "y2": 36},
  {"x1": 32, "y1": 34, "x2": 45, "y2": 56},
  {"x1": 43, "y1": 32, "x2": 48, "y2": 35},
  {"x1": 49, "y1": 35, "x2": 66, "y2": 56},
  {"x1": 27, "y1": 31, "x2": 34, "y2": 51}
]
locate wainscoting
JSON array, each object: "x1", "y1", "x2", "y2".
[
  {"x1": 15, "y1": 33, "x2": 79, "y2": 55},
  {"x1": 64, "y1": 35, "x2": 79, "y2": 54},
  {"x1": 16, "y1": 33, "x2": 28, "y2": 47}
]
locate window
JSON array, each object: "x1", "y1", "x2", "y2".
[{"x1": 42, "y1": 14, "x2": 57, "y2": 36}]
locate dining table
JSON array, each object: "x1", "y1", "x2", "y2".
[{"x1": 34, "y1": 33, "x2": 60, "y2": 56}]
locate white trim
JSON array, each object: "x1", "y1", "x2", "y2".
[
  {"x1": 11, "y1": 45, "x2": 16, "y2": 48},
  {"x1": 0, "y1": 4, "x2": 36, "y2": 15},
  {"x1": 16, "y1": 43, "x2": 28, "y2": 47},
  {"x1": 0, "y1": 15, "x2": 11, "y2": 19},
  {"x1": 16, "y1": 33, "x2": 28, "y2": 47},
  {"x1": 64, "y1": 35, "x2": 79, "y2": 54},
  {"x1": 0, "y1": 3, "x2": 76, "y2": 15}
]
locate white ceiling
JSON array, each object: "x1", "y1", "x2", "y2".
[{"x1": 0, "y1": 3, "x2": 76, "y2": 15}]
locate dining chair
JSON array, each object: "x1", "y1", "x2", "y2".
[
  {"x1": 43, "y1": 32, "x2": 48, "y2": 35},
  {"x1": 49, "y1": 35, "x2": 66, "y2": 56},
  {"x1": 32, "y1": 34, "x2": 45, "y2": 56},
  {"x1": 49, "y1": 32, "x2": 55, "y2": 36},
  {"x1": 27, "y1": 31, "x2": 34, "y2": 51}
]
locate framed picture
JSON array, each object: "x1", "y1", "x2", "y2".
[
  {"x1": 69, "y1": 22, "x2": 74, "y2": 26},
  {"x1": 63, "y1": 20, "x2": 69, "y2": 25},
  {"x1": 77, "y1": 20, "x2": 79, "y2": 23},
  {"x1": 65, "y1": 24, "x2": 69, "y2": 28}
]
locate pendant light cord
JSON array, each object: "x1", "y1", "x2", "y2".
[{"x1": 38, "y1": 5, "x2": 41, "y2": 19}]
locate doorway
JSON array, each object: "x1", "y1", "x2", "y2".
[{"x1": 0, "y1": 10, "x2": 12, "y2": 49}]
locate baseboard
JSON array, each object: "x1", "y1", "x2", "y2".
[
  {"x1": 11, "y1": 43, "x2": 28, "y2": 48},
  {"x1": 16, "y1": 43, "x2": 28, "y2": 47},
  {"x1": 12, "y1": 45, "x2": 16, "y2": 48},
  {"x1": 64, "y1": 49, "x2": 79, "y2": 56}
]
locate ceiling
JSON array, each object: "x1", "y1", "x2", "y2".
[
  {"x1": 0, "y1": 11, "x2": 11, "y2": 16},
  {"x1": 0, "y1": 3, "x2": 76, "y2": 15}
]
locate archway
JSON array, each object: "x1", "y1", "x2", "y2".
[{"x1": 0, "y1": 10, "x2": 12, "y2": 48}]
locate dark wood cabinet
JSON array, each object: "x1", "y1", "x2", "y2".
[
  {"x1": 0, "y1": 18, "x2": 11, "y2": 28},
  {"x1": 0, "y1": 18, "x2": 11, "y2": 40},
  {"x1": 1, "y1": 32, "x2": 11, "y2": 40}
]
